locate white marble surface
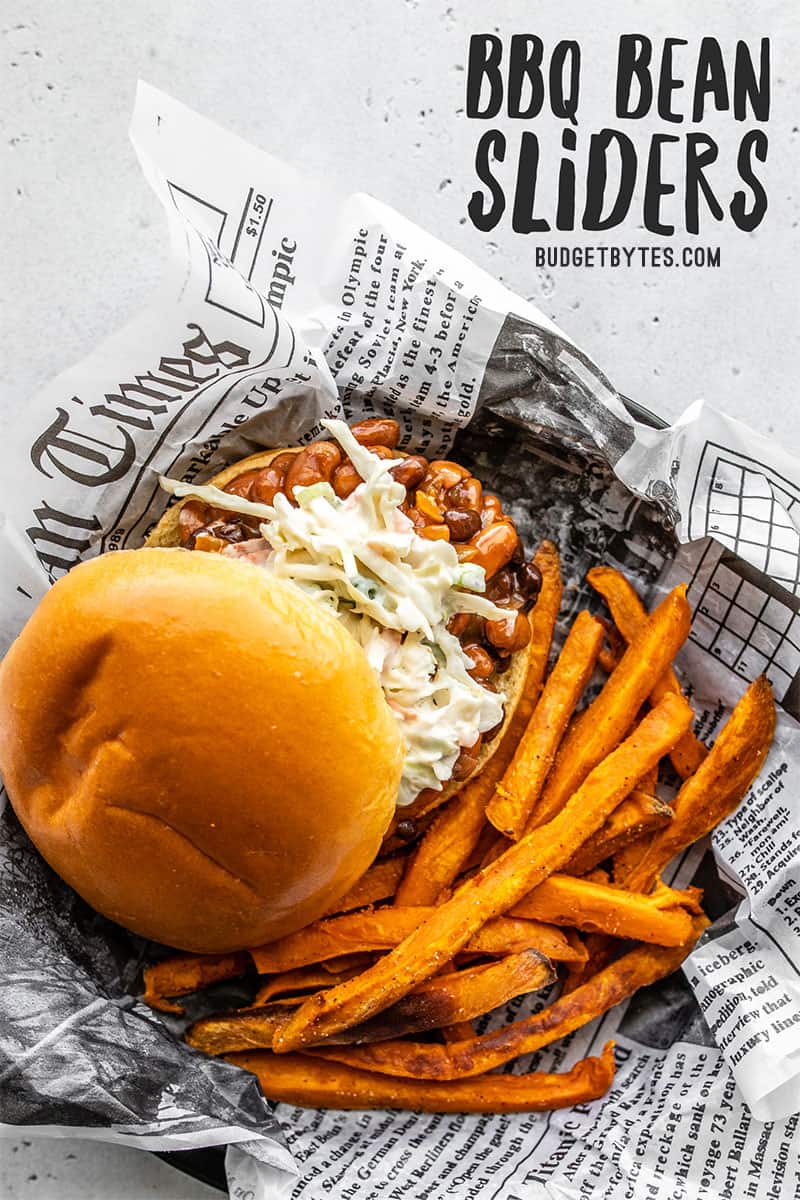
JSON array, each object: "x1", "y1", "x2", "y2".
[
  {"x1": 1, "y1": 1138, "x2": 218, "y2": 1199},
  {"x1": 1, "y1": 2, "x2": 798, "y2": 1197}
]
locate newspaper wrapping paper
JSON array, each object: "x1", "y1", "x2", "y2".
[{"x1": 0, "y1": 82, "x2": 797, "y2": 1197}]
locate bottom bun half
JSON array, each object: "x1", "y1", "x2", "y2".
[{"x1": 146, "y1": 449, "x2": 533, "y2": 827}]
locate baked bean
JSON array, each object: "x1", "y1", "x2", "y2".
[
  {"x1": 464, "y1": 522, "x2": 519, "y2": 578},
  {"x1": 484, "y1": 715, "x2": 505, "y2": 741},
  {"x1": 446, "y1": 613, "x2": 471, "y2": 637},
  {"x1": 516, "y1": 561, "x2": 543, "y2": 600},
  {"x1": 511, "y1": 540, "x2": 525, "y2": 565},
  {"x1": 402, "y1": 504, "x2": 428, "y2": 532},
  {"x1": 485, "y1": 610, "x2": 531, "y2": 653},
  {"x1": 272, "y1": 451, "x2": 301, "y2": 472},
  {"x1": 480, "y1": 494, "x2": 504, "y2": 528},
  {"x1": 178, "y1": 500, "x2": 211, "y2": 545},
  {"x1": 332, "y1": 446, "x2": 394, "y2": 499},
  {"x1": 452, "y1": 748, "x2": 479, "y2": 780},
  {"x1": 395, "y1": 818, "x2": 418, "y2": 842},
  {"x1": 463, "y1": 642, "x2": 495, "y2": 679},
  {"x1": 251, "y1": 466, "x2": 287, "y2": 505},
  {"x1": 191, "y1": 531, "x2": 227, "y2": 554},
  {"x1": 449, "y1": 615, "x2": 485, "y2": 645},
  {"x1": 390, "y1": 455, "x2": 427, "y2": 490},
  {"x1": 248, "y1": 452, "x2": 298, "y2": 505},
  {"x1": 223, "y1": 468, "x2": 262, "y2": 500},
  {"x1": 443, "y1": 507, "x2": 481, "y2": 541},
  {"x1": 446, "y1": 476, "x2": 483, "y2": 513},
  {"x1": 193, "y1": 521, "x2": 245, "y2": 546},
  {"x1": 422, "y1": 460, "x2": 471, "y2": 504},
  {"x1": 452, "y1": 735, "x2": 482, "y2": 780},
  {"x1": 208, "y1": 521, "x2": 251, "y2": 543},
  {"x1": 486, "y1": 566, "x2": 532, "y2": 611},
  {"x1": 350, "y1": 417, "x2": 401, "y2": 448},
  {"x1": 419, "y1": 524, "x2": 450, "y2": 541},
  {"x1": 332, "y1": 462, "x2": 361, "y2": 499},
  {"x1": 284, "y1": 441, "x2": 342, "y2": 499},
  {"x1": 485, "y1": 566, "x2": 518, "y2": 607},
  {"x1": 416, "y1": 491, "x2": 444, "y2": 522}
]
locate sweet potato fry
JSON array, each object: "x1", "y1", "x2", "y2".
[
  {"x1": 273, "y1": 693, "x2": 693, "y2": 1052},
  {"x1": 324, "y1": 857, "x2": 406, "y2": 915},
  {"x1": 597, "y1": 643, "x2": 621, "y2": 673},
  {"x1": 465, "y1": 823, "x2": 506, "y2": 874},
  {"x1": 251, "y1": 966, "x2": 358, "y2": 1007},
  {"x1": 582, "y1": 867, "x2": 611, "y2": 885},
  {"x1": 469, "y1": 795, "x2": 673, "y2": 882},
  {"x1": 187, "y1": 1004, "x2": 292, "y2": 1055},
  {"x1": 560, "y1": 930, "x2": 589, "y2": 993},
  {"x1": 188, "y1": 953, "x2": 554, "y2": 1055},
  {"x1": 557, "y1": 932, "x2": 621, "y2": 994},
  {"x1": 308, "y1": 916, "x2": 707, "y2": 1079},
  {"x1": 331, "y1": 951, "x2": 555, "y2": 1045},
  {"x1": 639, "y1": 764, "x2": 658, "y2": 796},
  {"x1": 655, "y1": 881, "x2": 705, "y2": 915},
  {"x1": 554, "y1": 881, "x2": 703, "y2": 989},
  {"x1": 596, "y1": 614, "x2": 625, "y2": 672},
  {"x1": 616, "y1": 675, "x2": 776, "y2": 893},
  {"x1": 478, "y1": 833, "x2": 509, "y2": 869},
  {"x1": 442, "y1": 1022, "x2": 475, "y2": 1042},
  {"x1": 142, "y1": 952, "x2": 250, "y2": 1014},
  {"x1": 395, "y1": 786, "x2": 489, "y2": 907},
  {"x1": 318, "y1": 953, "x2": 376, "y2": 974},
  {"x1": 563, "y1": 790, "x2": 673, "y2": 876},
  {"x1": 228, "y1": 1042, "x2": 617, "y2": 1112},
  {"x1": 250, "y1": 907, "x2": 582, "y2": 975},
  {"x1": 587, "y1": 567, "x2": 707, "y2": 778},
  {"x1": 536, "y1": 585, "x2": 691, "y2": 822},
  {"x1": 612, "y1": 834, "x2": 652, "y2": 886},
  {"x1": 523, "y1": 541, "x2": 565, "y2": 702},
  {"x1": 473, "y1": 918, "x2": 584, "y2": 961},
  {"x1": 487, "y1": 612, "x2": 605, "y2": 839},
  {"x1": 511, "y1": 874, "x2": 694, "y2": 946},
  {"x1": 251, "y1": 910, "x2": 411, "y2": 972}
]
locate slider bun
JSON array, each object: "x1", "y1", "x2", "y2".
[{"x1": 0, "y1": 548, "x2": 404, "y2": 952}]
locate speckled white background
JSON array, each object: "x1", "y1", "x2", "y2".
[{"x1": 1, "y1": 2, "x2": 798, "y2": 1197}]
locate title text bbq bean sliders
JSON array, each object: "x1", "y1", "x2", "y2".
[{"x1": 0, "y1": 419, "x2": 539, "y2": 953}]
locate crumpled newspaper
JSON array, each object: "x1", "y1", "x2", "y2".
[{"x1": 0, "y1": 84, "x2": 798, "y2": 1199}]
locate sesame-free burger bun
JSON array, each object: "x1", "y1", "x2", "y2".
[{"x1": 0, "y1": 548, "x2": 404, "y2": 953}]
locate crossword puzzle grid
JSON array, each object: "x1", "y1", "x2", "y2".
[
  {"x1": 688, "y1": 545, "x2": 800, "y2": 701},
  {"x1": 705, "y1": 455, "x2": 800, "y2": 595}
]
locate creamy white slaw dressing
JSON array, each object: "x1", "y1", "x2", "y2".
[{"x1": 159, "y1": 420, "x2": 507, "y2": 806}]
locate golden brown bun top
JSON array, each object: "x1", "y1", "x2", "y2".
[{"x1": 0, "y1": 548, "x2": 404, "y2": 952}]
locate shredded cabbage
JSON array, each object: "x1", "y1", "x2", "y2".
[{"x1": 159, "y1": 419, "x2": 508, "y2": 806}]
